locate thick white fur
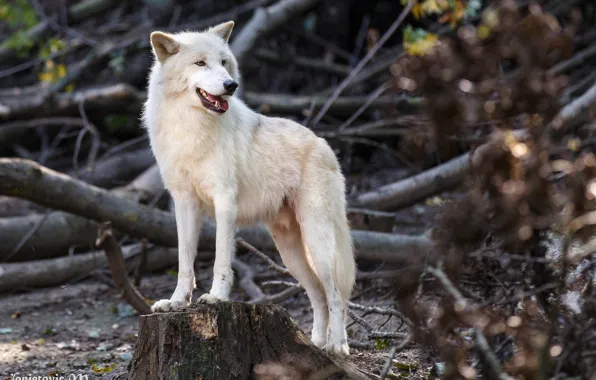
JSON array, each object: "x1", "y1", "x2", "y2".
[{"x1": 143, "y1": 21, "x2": 356, "y2": 356}]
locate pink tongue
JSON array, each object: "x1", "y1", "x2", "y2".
[{"x1": 206, "y1": 93, "x2": 229, "y2": 111}]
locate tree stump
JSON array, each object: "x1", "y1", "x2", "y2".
[{"x1": 128, "y1": 302, "x2": 352, "y2": 380}]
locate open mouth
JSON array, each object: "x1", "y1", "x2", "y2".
[{"x1": 196, "y1": 88, "x2": 229, "y2": 113}]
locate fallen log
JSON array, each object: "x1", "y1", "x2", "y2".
[
  {"x1": 0, "y1": 157, "x2": 177, "y2": 246},
  {"x1": 0, "y1": 244, "x2": 144, "y2": 291},
  {"x1": 0, "y1": 158, "x2": 433, "y2": 262},
  {"x1": 71, "y1": 149, "x2": 154, "y2": 188},
  {"x1": 128, "y1": 302, "x2": 369, "y2": 380},
  {"x1": 351, "y1": 82, "x2": 596, "y2": 210},
  {"x1": 0, "y1": 196, "x2": 43, "y2": 217},
  {"x1": 1, "y1": 164, "x2": 164, "y2": 262},
  {"x1": 0, "y1": 201, "x2": 430, "y2": 263},
  {"x1": 244, "y1": 92, "x2": 422, "y2": 115},
  {"x1": 350, "y1": 153, "x2": 469, "y2": 210},
  {"x1": 0, "y1": 84, "x2": 146, "y2": 121},
  {"x1": 0, "y1": 83, "x2": 422, "y2": 121},
  {"x1": 0, "y1": 212, "x2": 98, "y2": 261},
  {"x1": 0, "y1": 226, "x2": 431, "y2": 292},
  {"x1": 0, "y1": 245, "x2": 225, "y2": 292}
]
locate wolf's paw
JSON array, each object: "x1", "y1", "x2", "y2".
[
  {"x1": 197, "y1": 293, "x2": 227, "y2": 305},
  {"x1": 311, "y1": 334, "x2": 326, "y2": 349},
  {"x1": 151, "y1": 298, "x2": 188, "y2": 313},
  {"x1": 324, "y1": 342, "x2": 350, "y2": 357}
]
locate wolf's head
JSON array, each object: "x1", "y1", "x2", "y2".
[{"x1": 149, "y1": 21, "x2": 240, "y2": 115}]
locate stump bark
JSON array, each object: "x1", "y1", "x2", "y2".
[{"x1": 128, "y1": 302, "x2": 354, "y2": 380}]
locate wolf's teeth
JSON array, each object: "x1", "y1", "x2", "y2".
[{"x1": 215, "y1": 101, "x2": 220, "y2": 108}]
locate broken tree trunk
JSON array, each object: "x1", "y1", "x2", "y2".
[
  {"x1": 0, "y1": 158, "x2": 433, "y2": 262},
  {"x1": 128, "y1": 302, "x2": 360, "y2": 380}
]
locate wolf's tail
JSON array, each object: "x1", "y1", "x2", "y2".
[{"x1": 332, "y1": 197, "x2": 356, "y2": 302}]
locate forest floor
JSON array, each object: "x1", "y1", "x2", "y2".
[
  {"x1": 0, "y1": 192, "x2": 441, "y2": 380},
  {"x1": 0, "y1": 273, "x2": 433, "y2": 379}
]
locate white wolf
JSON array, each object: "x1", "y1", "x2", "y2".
[{"x1": 143, "y1": 21, "x2": 356, "y2": 356}]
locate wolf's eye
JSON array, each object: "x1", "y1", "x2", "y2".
[
  {"x1": 195, "y1": 61, "x2": 206, "y2": 67},
  {"x1": 222, "y1": 60, "x2": 227, "y2": 66}
]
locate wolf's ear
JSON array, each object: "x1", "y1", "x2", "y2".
[
  {"x1": 150, "y1": 32, "x2": 180, "y2": 62},
  {"x1": 209, "y1": 21, "x2": 234, "y2": 43}
]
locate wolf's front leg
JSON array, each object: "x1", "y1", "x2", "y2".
[
  {"x1": 198, "y1": 192, "x2": 237, "y2": 304},
  {"x1": 152, "y1": 191, "x2": 203, "y2": 312}
]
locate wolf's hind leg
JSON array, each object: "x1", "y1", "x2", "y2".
[
  {"x1": 268, "y1": 210, "x2": 329, "y2": 348},
  {"x1": 299, "y1": 218, "x2": 350, "y2": 356}
]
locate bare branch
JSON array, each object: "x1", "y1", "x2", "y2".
[
  {"x1": 95, "y1": 222, "x2": 151, "y2": 315},
  {"x1": 379, "y1": 334, "x2": 413, "y2": 380},
  {"x1": 555, "y1": 81, "x2": 596, "y2": 125},
  {"x1": 232, "y1": 258, "x2": 268, "y2": 301},
  {"x1": 426, "y1": 266, "x2": 515, "y2": 380},
  {"x1": 231, "y1": 0, "x2": 323, "y2": 64},
  {"x1": 237, "y1": 238, "x2": 290, "y2": 275},
  {"x1": 0, "y1": 158, "x2": 177, "y2": 246},
  {"x1": 310, "y1": 0, "x2": 417, "y2": 126}
]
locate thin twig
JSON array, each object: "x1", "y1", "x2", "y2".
[
  {"x1": 237, "y1": 237, "x2": 290, "y2": 275},
  {"x1": 550, "y1": 42, "x2": 596, "y2": 75},
  {"x1": 350, "y1": 15, "x2": 370, "y2": 67},
  {"x1": 487, "y1": 283, "x2": 557, "y2": 306},
  {"x1": 251, "y1": 287, "x2": 302, "y2": 304},
  {"x1": 337, "y1": 82, "x2": 392, "y2": 132},
  {"x1": 348, "y1": 309, "x2": 409, "y2": 340},
  {"x1": 379, "y1": 334, "x2": 413, "y2": 380},
  {"x1": 338, "y1": 136, "x2": 415, "y2": 170},
  {"x1": 348, "y1": 301, "x2": 410, "y2": 323},
  {"x1": 0, "y1": 117, "x2": 86, "y2": 130},
  {"x1": 427, "y1": 266, "x2": 515, "y2": 380},
  {"x1": 134, "y1": 239, "x2": 149, "y2": 287},
  {"x1": 97, "y1": 135, "x2": 148, "y2": 161},
  {"x1": 0, "y1": 42, "x2": 82, "y2": 80},
  {"x1": 555, "y1": 81, "x2": 596, "y2": 126},
  {"x1": 356, "y1": 270, "x2": 405, "y2": 280},
  {"x1": 283, "y1": 25, "x2": 353, "y2": 62},
  {"x1": 232, "y1": 258, "x2": 266, "y2": 301},
  {"x1": 310, "y1": 0, "x2": 417, "y2": 126},
  {"x1": 255, "y1": 49, "x2": 351, "y2": 75},
  {"x1": 77, "y1": 100, "x2": 100, "y2": 170},
  {"x1": 3, "y1": 211, "x2": 51, "y2": 262},
  {"x1": 318, "y1": 117, "x2": 413, "y2": 139},
  {"x1": 261, "y1": 280, "x2": 300, "y2": 288},
  {"x1": 469, "y1": 250, "x2": 551, "y2": 263}
]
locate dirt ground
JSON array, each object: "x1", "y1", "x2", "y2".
[{"x1": 0, "y1": 262, "x2": 434, "y2": 380}]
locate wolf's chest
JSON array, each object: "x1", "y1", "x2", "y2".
[{"x1": 151, "y1": 132, "x2": 219, "y2": 193}]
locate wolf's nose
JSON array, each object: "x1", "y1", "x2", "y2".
[{"x1": 223, "y1": 80, "x2": 238, "y2": 94}]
